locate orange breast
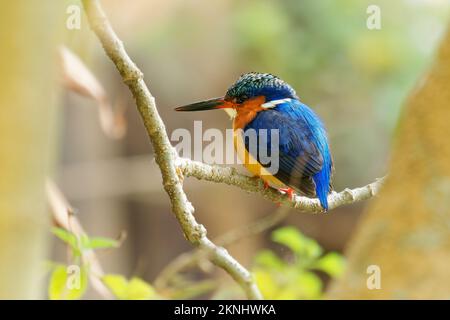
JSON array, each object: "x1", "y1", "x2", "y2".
[{"x1": 232, "y1": 129, "x2": 286, "y2": 188}]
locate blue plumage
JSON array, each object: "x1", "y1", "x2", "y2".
[
  {"x1": 244, "y1": 100, "x2": 332, "y2": 210},
  {"x1": 230, "y1": 73, "x2": 333, "y2": 210}
]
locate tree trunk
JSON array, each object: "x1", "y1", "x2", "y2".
[
  {"x1": 327, "y1": 27, "x2": 450, "y2": 299},
  {"x1": 0, "y1": 1, "x2": 64, "y2": 298}
]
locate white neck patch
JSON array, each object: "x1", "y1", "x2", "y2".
[
  {"x1": 223, "y1": 108, "x2": 237, "y2": 119},
  {"x1": 261, "y1": 98, "x2": 292, "y2": 109}
]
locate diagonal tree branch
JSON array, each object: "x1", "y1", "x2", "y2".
[{"x1": 81, "y1": 0, "x2": 262, "y2": 299}]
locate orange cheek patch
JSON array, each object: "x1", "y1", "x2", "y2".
[
  {"x1": 233, "y1": 96, "x2": 266, "y2": 129},
  {"x1": 242, "y1": 96, "x2": 266, "y2": 111}
]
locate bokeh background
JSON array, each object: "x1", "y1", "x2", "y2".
[
  {"x1": 58, "y1": 0, "x2": 450, "y2": 297},
  {"x1": 1, "y1": 0, "x2": 449, "y2": 299}
]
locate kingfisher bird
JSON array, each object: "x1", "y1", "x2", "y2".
[{"x1": 175, "y1": 72, "x2": 333, "y2": 210}]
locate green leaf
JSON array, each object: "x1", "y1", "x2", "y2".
[
  {"x1": 127, "y1": 277, "x2": 156, "y2": 300},
  {"x1": 271, "y1": 226, "x2": 305, "y2": 253},
  {"x1": 254, "y1": 250, "x2": 285, "y2": 269},
  {"x1": 312, "y1": 252, "x2": 346, "y2": 277},
  {"x1": 52, "y1": 228, "x2": 120, "y2": 255},
  {"x1": 301, "y1": 237, "x2": 323, "y2": 261},
  {"x1": 277, "y1": 271, "x2": 322, "y2": 300},
  {"x1": 51, "y1": 227, "x2": 78, "y2": 249},
  {"x1": 294, "y1": 271, "x2": 322, "y2": 299},
  {"x1": 102, "y1": 274, "x2": 128, "y2": 299},
  {"x1": 102, "y1": 274, "x2": 156, "y2": 300},
  {"x1": 253, "y1": 268, "x2": 279, "y2": 300},
  {"x1": 48, "y1": 264, "x2": 88, "y2": 300},
  {"x1": 82, "y1": 236, "x2": 119, "y2": 250},
  {"x1": 271, "y1": 226, "x2": 323, "y2": 259},
  {"x1": 51, "y1": 227, "x2": 81, "y2": 256},
  {"x1": 253, "y1": 266, "x2": 323, "y2": 300},
  {"x1": 79, "y1": 234, "x2": 90, "y2": 249}
]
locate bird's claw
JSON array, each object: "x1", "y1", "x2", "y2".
[{"x1": 278, "y1": 187, "x2": 295, "y2": 201}]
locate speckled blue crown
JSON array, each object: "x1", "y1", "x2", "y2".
[{"x1": 225, "y1": 72, "x2": 298, "y2": 103}]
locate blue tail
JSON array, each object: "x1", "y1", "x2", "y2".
[
  {"x1": 313, "y1": 167, "x2": 331, "y2": 211},
  {"x1": 293, "y1": 101, "x2": 332, "y2": 211}
]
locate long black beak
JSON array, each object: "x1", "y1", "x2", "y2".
[{"x1": 175, "y1": 97, "x2": 231, "y2": 112}]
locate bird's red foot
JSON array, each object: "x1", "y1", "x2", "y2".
[
  {"x1": 278, "y1": 187, "x2": 295, "y2": 201},
  {"x1": 263, "y1": 181, "x2": 270, "y2": 190}
]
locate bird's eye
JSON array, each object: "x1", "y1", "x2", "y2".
[{"x1": 238, "y1": 95, "x2": 249, "y2": 103}]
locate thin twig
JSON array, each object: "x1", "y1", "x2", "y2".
[{"x1": 82, "y1": 0, "x2": 263, "y2": 299}]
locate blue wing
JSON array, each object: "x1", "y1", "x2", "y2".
[{"x1": 244, "y1": 99, "x2": 332, "y2": 209}]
